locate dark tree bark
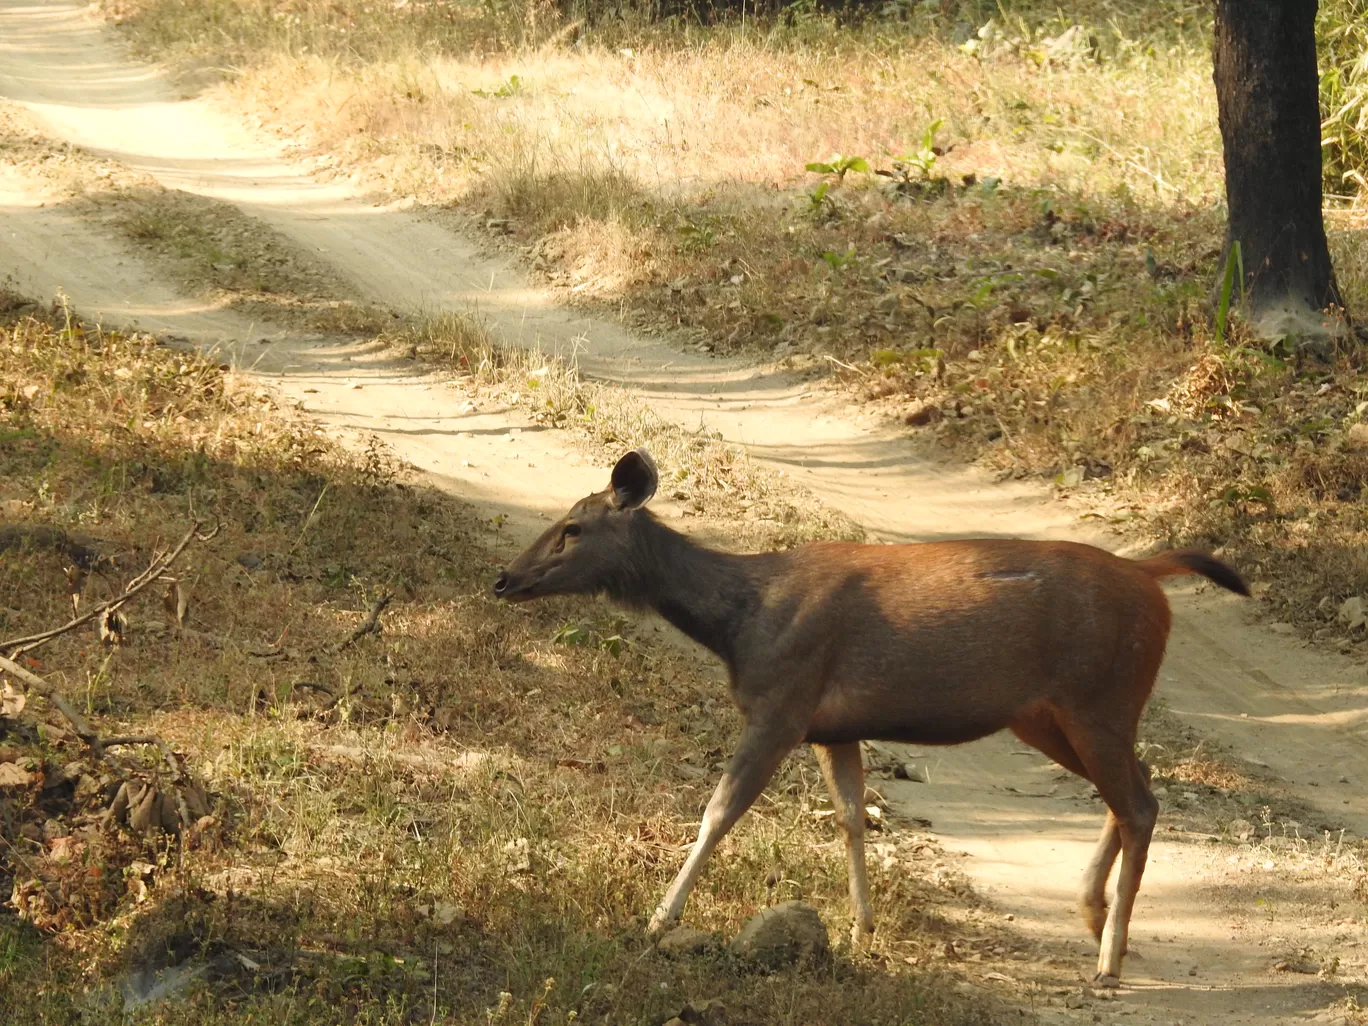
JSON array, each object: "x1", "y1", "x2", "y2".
[{"x1": 1213, "y1": 0, "x2": 1346, "y2": 338}]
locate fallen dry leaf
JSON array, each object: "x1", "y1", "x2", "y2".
[
  {"x1": 0, "y1": 762, "x2": 34, "y2": 788},
  {"x1": 555, "y1": 757, "x2": 606, "y2": 773},
  {"x1": 1, "y1": 681, "x2": 26, "y2": 719}
]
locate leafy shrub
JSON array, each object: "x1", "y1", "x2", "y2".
[{"x1": 1320, "y1": 0, "x2": 1368, "y2": 196}]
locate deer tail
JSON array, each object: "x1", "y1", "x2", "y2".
[{"x1": 1136, "y1": 549, "x2": 1250, "y2": 597}]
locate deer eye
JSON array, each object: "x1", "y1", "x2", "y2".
[{"x1": 553, "y1": 523, "x2": 580, "y2": 555}]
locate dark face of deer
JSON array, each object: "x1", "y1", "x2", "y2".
[{"x1": 492, "y1": 449, "x2": 659, "y2": 603}]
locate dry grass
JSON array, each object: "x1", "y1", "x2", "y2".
[
  {"x1": 0, "y1": 100, "x2": 394, "y2": 335},
  {"x1": 93, "y1": 0, "x2": 1368, "y2": 641},
  {"x1": 1136, "y1": 699, "x2": 1333, "y2": 842},
  {"x1": 84, "y1": 186, "x2": 399, "y2": 335},
  {"x1": 0, "y1": 99, "x2": 144, "y2": 195},
  {"x1": 391, "y1": 311, "x2": 864, "y2": 548},
  {"x1": 93, "y1": 0, "x2": 1220, "y2": 353},
  {"x1": 102, "y1": 1, "x2": 1220, "y2": 339},
  {"x1": 0, "y1": 293, "x2": 1025, "y2": 1024}
]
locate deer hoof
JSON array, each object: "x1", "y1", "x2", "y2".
[{"x1": 1092, "y1": 972, "x2": 1121, "y2": 990}]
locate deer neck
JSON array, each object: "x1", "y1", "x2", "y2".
[{"x1": 614, "y1": 512, "x2": 756, "y2": 664}]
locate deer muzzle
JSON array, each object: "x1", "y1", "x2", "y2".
[{"x1": 492, "y1": 568, "x2": 540, "y2": 602}]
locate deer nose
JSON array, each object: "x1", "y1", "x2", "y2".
[{"x1": 493, "y1": 571, "x2": 510, "y2": 596}]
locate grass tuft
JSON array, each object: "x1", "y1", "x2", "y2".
[{"x1": 391, "y1": 310, "x2": 863, "y2": 547}]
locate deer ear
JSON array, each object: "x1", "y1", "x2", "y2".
[{"x1": 609, "y1": 449, "x2": 658, "y2": 510}]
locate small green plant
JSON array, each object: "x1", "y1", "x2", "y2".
[
  {"x1": 675, "y1": 216, "x2": 717, "y2": 252},
  {"x1": 1228, "y1": 341, "x2": 1290, "y2": 374},
  {"x1": 870, "y1": 346, "x2": 942, "y2": 374},
  {"x1": 894, "y1": 118, "x2": 945, "y2": 179},
  {"x1": 0, "y1": 921, "x2": 34, "y2": 984},
  {"x1": 821, "y1": 246, "x2": 857, "y2": 271},
  {"x1": 553, "y1": 616, "x2": 630, "y2": 656},
  {"x1": 805, "y1": 153, "x2": 870, "y2": 181},
  {"x1": 1215, "y1": 239, "x2": 1245, "y2": 344},
  {"x1": 1212, "y1": 483, "x2": 1274, "y2": 512},
  {"x1": 879, "y1": 119, "x2": 951, "y2": 199},
  {"x1": 804, "y1": 180, "x2": 835, "y2": 221},
  {"x1": 473, "y1": 74, "x2": 523, "y2": 98},
  {"x1": 1319, "y1": 1, "x2": 1368, "y2": 194},
  {"x1": 967, "y1": 271, "x2": 1026, "y2": 306}
]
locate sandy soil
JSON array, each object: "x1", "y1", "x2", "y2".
[{"x1": 3, "y1": 3, "x2": 1368, "y2": 1022}]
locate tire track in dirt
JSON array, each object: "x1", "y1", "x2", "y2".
[{"x1": 3, "y1": 3, "x2": 1368, "y2": 1022}]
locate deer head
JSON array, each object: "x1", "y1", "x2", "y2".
[{"x1": 492, "y1": 449, "x2": 659, "y2": 603}]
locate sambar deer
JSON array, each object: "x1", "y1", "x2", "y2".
[{"x1": 493, "y1": 449, "x2": 1249, "y2": 984}]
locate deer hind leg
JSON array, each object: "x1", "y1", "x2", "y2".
[
  {"x1": 1010, "y1": 714, "x2": 1119, "y2": 941},
  {"x1": 814, "y1": 742, "x2": 875, "y2": 944},
  {"x1": 1080, "y1": 813, "x2": 1123, "y2": 941},
  {"x1": 1078, "y1": 759, "x2": 1153, "y2": 941},
  {"x1": 648, "y1": 718, "x2": 802, "y2": 936},
  {"x1": 1066, "y1": 725, "x2": 1158, "y2": 987}
]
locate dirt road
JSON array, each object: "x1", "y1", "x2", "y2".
[{"x1": 3, "y1": 2, "x2": 1368, "y2": 1022}]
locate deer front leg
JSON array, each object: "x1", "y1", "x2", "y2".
[
  {"x1": 814, "y1": 742, "x2": 875, "y2": 945},
  {"x1": 648, "y1": 719, "x2": 802, "y2": 935}
]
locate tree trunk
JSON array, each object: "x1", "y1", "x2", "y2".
[{"x1": 1212, "y1": 0, "x2": 1347, "y2": 341}]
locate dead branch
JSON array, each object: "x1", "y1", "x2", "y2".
[
  {"x1": 0, "y1": 659, "x2": 206, "y2": 834},
  {"x1": 102, "y1": 734, "x2": 187, "y2": 783},
  {"x1": 822, "y1": 353, "x2": 870, "y2": 377},
  {"x1": 330, "y1": 593, "x2": 392, "y2": 654},
  {"x1": 0, "y1": 521, "x2": 213, "y2": 760},
  {"x1": 0, "y1": 653, "x2": 104, "y2": 757},
  {"x1": 246, "y1": 645, "x2": 295, "y2": 659},
  {"x1": 290, "y1": 681, "x2": 335, "y2": 697},
  {"x1": 0, "y1": 520, "x2": 217, "y2": 658},
  {"x1": 0, "y1": 526, "x2": 221, "y2": 836},
  {"x1": 101, "y1": 734, "x2": 162, "y2": 749},
  {"x1": 1, "y1": 663, "x2": 210, "y2": 834}
]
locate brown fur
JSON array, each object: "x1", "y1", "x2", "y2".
[{"x1": 494, "y1": 450, "x2": 1250, "y2": 983}]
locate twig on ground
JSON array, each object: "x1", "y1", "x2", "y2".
[
  {"x1": 0, "y1": 653, "x2": 103, "y2": 756},
  {"x1": 330, "y1": 593, "x2": 393, "y2": 654},
  {"x1": 290, "y1": 681, "x2": 336, "y2": 697},
  {"x1": 290, "y1": 482, "x2": 330, "y2": 553},
  {"x1": 994, "y1": 414, "x2": 1016, "y2": 448},
  {"x1": 0, "y1": 656, "x2": 187, "y2": 771},
  {"x1": 0, "y1": 520, "x2": 218, "y2": 658},
  {"x1": 245, "y1": 644, "x2": 296, "y2": 659},
  {"x1": 823, "y1": 353, "x2": 869, "y2": 376}
]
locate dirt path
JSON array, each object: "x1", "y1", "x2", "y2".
[{"x1": 4, "y1": 3, "x2": 1368, "y2": 1022}]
